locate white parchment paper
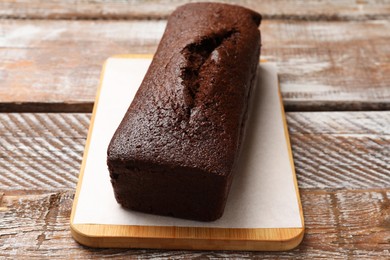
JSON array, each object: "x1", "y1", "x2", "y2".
[{"x1": 73, "y1": 57, "x2": 302, "y2": 228}]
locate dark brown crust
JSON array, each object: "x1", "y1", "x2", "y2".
[{"x1": 107, "y1": 3, "x2": 261, "y2": 221}]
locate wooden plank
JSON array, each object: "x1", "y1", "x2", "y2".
[
  {"x1": 1, "y1": 0, "x2": 390, "y2": 21},
  {"x1": 287, "y1": 112, "x2": 390, "y2": 189},
  {"x1": 0, "y1": 19, "x2": 165, "y2": 112},
  {"x1": 263, "y1": 20, "x2": 390, "y2": 111},
  {"x1": 0, "y1": 112, "x2": 389, "y2": 191},
  {"x1": 1, "y1": 189, "x2": 389, "y2": 258},
  {"x1": 1, "y1": 19, "x2": 389, "y2": 112},
  {"x1": 0, "y1": 114, "x2": 88, "y2": 190}
]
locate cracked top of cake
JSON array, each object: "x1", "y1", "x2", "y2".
[{"x1": 108, "y1": 3, "x2": 261, "y2": 176}]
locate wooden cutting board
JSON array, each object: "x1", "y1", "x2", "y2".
[{"x1": 70, "y1": 55, "x2": 304, "y2": 251}]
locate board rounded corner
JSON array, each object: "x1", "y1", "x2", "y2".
[
  {"x1": 282, "y1": 227, "x2": 305, "y2": 251},
  {"x1": 70, "y1": 223, "x2": 102, "y2": 248}
]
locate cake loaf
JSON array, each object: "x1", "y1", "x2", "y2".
[{"x1": 107, "y1": 3, "x2": 261, "y2": 221}]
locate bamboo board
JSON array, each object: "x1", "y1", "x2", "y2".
[{"x1": 70, "y1": 55, "x2": 304, "y2": 251}]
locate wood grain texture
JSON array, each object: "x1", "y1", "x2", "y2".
[
  {"x1": 1, "y1": 0, "x2": 390, "y2": 21},
  {"x1": 1, "y1": 19, "x2": 389, "y2": 112},
  {"x1": 0, "y1": 19, "x2": 165, "y2": 112},
  {"x1": 1, "y1": 189, "x2": 389, "y2": 258},
  {"x1": 0, "y1": 114, "x2": 88, "y2": 190},
  {"x1": 287, "y1": 112, "x2": 390, "y2": 189},
  {"x1": 0, "y1": 112, "x2": 389, "y2": 191}
]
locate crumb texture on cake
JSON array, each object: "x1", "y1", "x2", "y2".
[{"x1": 108, "y1": 3, "x2": 261, "y2": 175}]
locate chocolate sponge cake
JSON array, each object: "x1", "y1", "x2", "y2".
[{"x1": 107, "y1": 3, "x2": 261, "y2": 221}]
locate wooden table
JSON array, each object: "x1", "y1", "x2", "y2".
[{"x1": 1, "y1": 1, "x2": 389, "y2": 258}]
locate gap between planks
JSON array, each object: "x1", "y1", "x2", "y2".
[
  {"x1": 1, "y1": 102, "x2": 390, "y2": 113},
  {"x1": 1, "y1": 0, "x2": 390, "y2": 21}
]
